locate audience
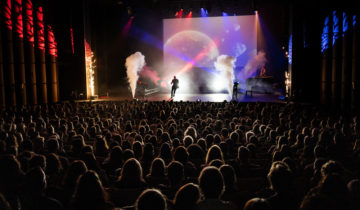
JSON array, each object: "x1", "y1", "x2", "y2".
[{"x1": 1, "y1": 101, "x2": 360, "y2": 210}]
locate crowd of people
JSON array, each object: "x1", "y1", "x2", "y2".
[{"x1": 1, "y1": 100, "x2": 360, "y2": 210}]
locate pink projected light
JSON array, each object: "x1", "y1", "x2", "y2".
[
  {"x1": 4, "y1": 0, "x2": 12, "y2": 30},
  {"x1": 186, "y1": 11, "x2": 192, "y2": 18},
  {"x1": 36, "y1": 6, "x2": 45, "y2": 51},
  {"x1": 14, "y1": 0, "x2": 24, "y2": 38},
  {"x1": 161, "y1": 37, "x2": 220, "y2": 88},
  {"x1": 70, "y1": 28, "x2": 75, "y2": 54},
  {"x1": 25, "y1": 0, "x2": 35, "y2": 45},
  {"x1": 140, "y1": 66, "x2": 160, "y2": 86},
  {"x1": 122, "y1": 16, "x2": 134, "y2": 37},
  {"x1": 177, "y1": 38, "x2": 219, "y2": 75},
  {"x1": 47, "y1": 25, "x2": 57, "y2": 57},
  {"x1": 175, "y1": 9, "x2": 183, "y2": 18}
]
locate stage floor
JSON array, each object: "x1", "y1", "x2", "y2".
[{"x1": 86, "y1": 92, "x2": 285, "y2": 103}]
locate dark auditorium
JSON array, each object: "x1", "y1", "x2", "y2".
[{"x1": 1, "y1": 0, "x2": 360, "y2": 210}]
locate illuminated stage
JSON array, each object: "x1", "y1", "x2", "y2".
[
  {"x1": 148, "y1": 93, "x2": 284, "y2": 103},
  {"x1": 86, "y1": 92, "x2": 284, "y2": 103}
]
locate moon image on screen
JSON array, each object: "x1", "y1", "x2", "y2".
[{"x1": 164, "y1": 30, "x2": 220, "y2": 71}]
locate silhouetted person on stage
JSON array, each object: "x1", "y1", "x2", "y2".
[
  {"x1": 171, "y1": 76, "x2": 179, "y2": 98},
  {"x1": 260, "y1": 66, "x2": 267, "y2": 77},
  {"x1": 232, "y1": 81, "x2": 239, "y2": 100}
]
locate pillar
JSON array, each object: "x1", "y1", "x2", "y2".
[
  {"x1": 23, "y1": 0, "x2": 37, "y2": 105},
  {"x1": 2, "y1": 0, "x2": 16, "y2": 106},
  {"x1": 47, "y1": 24, "x2": 58, "y2": 103},
  {"x1": 34, "y1": 3, "x2": 47, "y2": 104},
  {"x1": 352, "y1": 15, "x2": 360, "y2": 114},
  {"x1": 330, "y1": 11, "x2": 342, "y2": 109},
  {"x1": 13, "y1": 0, "x2": 27, "y2": 106},
  {"x1": 0, "y1": 26, "x2": 6, "y2": 108}
]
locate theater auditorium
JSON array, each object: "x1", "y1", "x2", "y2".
[{"x1": 1, "y1": 0, "x2": 360, "y2": 209}]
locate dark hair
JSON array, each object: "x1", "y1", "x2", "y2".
[
  {"x1": 174, "y1": 183, "x2": 200, "y2": 210},
  {"x1": 198, "y1": 166, "x2": 224, "y2": 199},
  {"x1": 167, "y1": 161, "x2": 184, "y2": 187},
  {"x1": 183, "y1": 135, "x2": 194, "y2": 147},
  {"x1": 321, "y1": 160, "x2": 344, "y2": 178},
  {"x1": 133, "y1": 141, "x2": 143, "y2": 160},
  {"x1": 94, "y1": 135, "x2": 109, "y2": 157},
  {"x1": 24, "y1": 166, "x2": 47, "y2": 194},
  {"x1": 206, "y1": 145, "x2": 224, "y2": 164},
  {"x1": 159, "y1": 143, "x2": 172, "y2": 163},
  {"x1": 123, "y1": 149, "x2": 135, "y2": 161},
  {"x1": 174, "y1": 146, "x2": 188, "y2": 164},
  {"x1": 187, "y1": 144, "x2": 205, "y2": 161},
  {"x1": 209, "y1": 159, "x2": 224, "y2": 168},
  {"x1": 243, "y1": 198, "x2": 271, "y2": 210},
  {"x1": 73, "y1": 170, "x2": 107, "y2": 210},
  {"x1": 238, "y1": 146, "x2": 250, "y2": 162},
  {"x1": 136, "y1": 189, "x2": 167, "y2": 210},
  {"x1": 149, "y1": 158, "x2": 166, "y2": 177},
  {"x1": 119, "y1": 158, "x2": 144, "y2": 183},
  {"x1": 220, "y1": 164, "x2": 237, "y2": 190},
  {"x1": 63, "y1": 160, "x2": 88, "y2": 190},
  {"x1": 267, "y1": 161, "x2": 294, "y2": 194}
]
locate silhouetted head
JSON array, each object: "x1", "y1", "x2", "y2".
[
  {"x1": 206, "y1": 145, "x2": 224, "y2": 164},
  {"x1": 243, "y1": 198, "x2": 271, "y2": 210},
  {"x1": 64, "y1": 160, "x2": 88, "y2": 189},
  {"x1": 267, "y1": 161, "x2": 294, "y2": 194},
  {"x1": 73, "y1": 170, "x2": 107, "y2": 210},
  {"x1": 25, "y1": 166, "x2": 47, "y2": 194},
  {"x1": 174, "y1": 146, "x2": 188, "y2": 164},
  {"x1": 220, "y1": 164, "x2": 237, "y2": 190},
  {"x1": 198, "y1": 166, "x2": 224, "y2": 199},
  {"x1": 168, "y1": 161, "x2": 184, "y2": 187},
  {"x1": 149, "y1": 158, "x2": 166, "y2": 177},
  {"x1": 136, "y1": 189, "x2": 167, "y2": 210},
  {"x1": 174, "y1": 183, "x2": 200, "y2": 210},
  {"x1": 119, "y1": 158, "x2": 143, "y2": 183}
]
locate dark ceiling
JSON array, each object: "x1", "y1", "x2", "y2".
[{"x1": 101, "y1": 0, "x2": 359, "y2": 18}]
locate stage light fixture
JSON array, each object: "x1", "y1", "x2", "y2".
[
  {"x1": 201, "y1": 8, "x2": 208, "y2": 17},
  {"x1": 186, "y1": 11, "x2": 192, "y2": 18}
]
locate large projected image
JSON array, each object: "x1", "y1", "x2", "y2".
[{"x1": 162, "y1": 15, "x2": 257, "y2": 93}]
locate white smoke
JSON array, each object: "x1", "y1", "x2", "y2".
[
  {"x1": 240, "y1": 51, "x2": 267, "y2": 80},
  {"x1": 125, "y1": 52, "x2": 146, "y2": 98},
  {"x1": 214, "y1": 55, "x2": 236, "y2": 96}
]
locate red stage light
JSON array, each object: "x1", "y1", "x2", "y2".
[
  {"x1": 178, "y1": 9, "x2": 183, "y2": 18},
  {"x1": 25, "y1": 0, "x2": 34, "y2": 45},
  {"x1": 122, "y1": 16, "x2": 134, "y2": 36},
  {"x1": 186, "y1": 11, "x2": 192, "y2": 18},
  {"x1": 4, "y1": 0, "x2": 12, "y2": 30},
  {"x1": 47, "y1": 25, "x2": 57, "y2": 57},
  {"x1": 14, "y1": 0, "x2": 24, "y2": 38},
  {"x1": 70, "y1": 28, "x2": 74, "y2": 54},
  {"x1": 36, "y1": 6, "x2": 45, "y2": 51}
]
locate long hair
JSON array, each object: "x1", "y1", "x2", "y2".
[
  {"x1": 205, "y1": 145, "x2": 224, "y2": 164},
  {"x1": 118, "y1": 158, "x2": 144, "y2": 183},
  {"x1": 73, "y1": 170, "x2": 107, "y2": 210}
]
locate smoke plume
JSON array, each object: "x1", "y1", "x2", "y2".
[
  {"x1": 125, "y1": 52, "x2": 146, "y2": 97},
  {"x1": 214, "y1": 55, "x2": 236, "y2": 96},
  {"x1": 240, "y1": 51, "x2": 267, "y2": 80}
]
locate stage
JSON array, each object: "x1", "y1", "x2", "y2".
[{"x1": 81, "y1": 92, "x2": 285, "y2": 103}]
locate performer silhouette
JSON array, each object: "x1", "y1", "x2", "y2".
[
  {"x1": 171, "y1": 76, "x2": 179, "y2": 98},
  {"x1": 260, "y1": 66, "x2": 267, "y2": 77},
  {"x1": 232, "y1": 81, "x2": 239, "y2": 100}
]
